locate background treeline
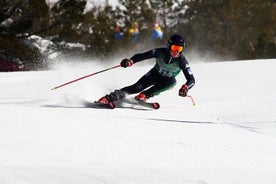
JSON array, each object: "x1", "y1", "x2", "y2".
[{"x1": 0, "y1": 0, "x2": 275, "y2": 71}]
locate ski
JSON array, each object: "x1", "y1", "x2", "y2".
[
  {"x1": 93, "y1": 101, "x2": 116, "y2": 109},
  {"x1": 124, "y1": 98, "x2": 160, "y2": 109},
  {"x1": 135, "y1": 100, "x2": 160, "y2": 109},
  {"x1": 91, "y1": 98, "x2": 160, "y2": 110}
]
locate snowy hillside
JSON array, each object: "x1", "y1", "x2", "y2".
[{"x1": 0, "y1": 59, "x2": 276, "y2": 184}]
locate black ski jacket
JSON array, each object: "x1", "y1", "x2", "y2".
[{"x1": 130, "y1": 47, "x2": 195, "y2": 89}]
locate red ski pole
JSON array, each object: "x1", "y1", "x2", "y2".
[
  {"x1": 187, "y1": 95, "x2": 196, "y2": 106},
  {"x1": 51, "y1": 64, "x2": 121, "y2": 90}
]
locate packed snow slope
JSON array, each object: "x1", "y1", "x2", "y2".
[{"x1": 0, "y1": 58, "x2": 276, "y2": 184}]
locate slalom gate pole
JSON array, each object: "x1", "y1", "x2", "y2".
[
  {"x1": 187, "y1": 95, "x2": 196, "y2": 106},
  {"x1": 51, "y1": 64, "x2": 121, "y2": 90}
]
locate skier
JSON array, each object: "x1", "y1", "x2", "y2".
[
  {"x1": 97, "y1": 34, "x2": 195, "y2": 108},
  {"x1": 151, "y1": 23, "x2": 163, "y2": 41},
  {"x1": 128, "y1": 21, "x2": 140, "y2": 43}
]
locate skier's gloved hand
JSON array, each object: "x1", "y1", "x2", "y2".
[
  {"x1": 179, "y1": 84, "x2": 189, "y2": 97},
  {"x1": 120, "y1": 58, "x2": 134, "y2": 68}
]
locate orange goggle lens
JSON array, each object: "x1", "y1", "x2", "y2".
[{"x1": 170, "y1": 45, "x2": 184, "y2": 52}]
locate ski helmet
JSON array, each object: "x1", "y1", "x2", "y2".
[{"x1": 168, "y1": 34, "x2": 185, "y2": 51}]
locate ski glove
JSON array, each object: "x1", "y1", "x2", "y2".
[
  {"x1": 179, "y1": 84, "x2": 189, "y2": 97},
  {"x1": 120, "y1": 59, "x2": 134, "y2": 68}
]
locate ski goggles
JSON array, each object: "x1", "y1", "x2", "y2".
[{"x1": 170, "y1": 45, "x2": 184, "y2": 52}]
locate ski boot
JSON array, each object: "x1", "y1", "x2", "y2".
[
  {"x1": 134, "y1": 93, "x2": 160, "y2": 109},
  {"x1": 96, "y1": 96, "x2": 115, "y2": 109},
  {"x1": 96, "y1": 90, "x2": 125, "y2": 109},
  {"x1": 134, "y1": 93, "x2": 147, "y2": 102}
]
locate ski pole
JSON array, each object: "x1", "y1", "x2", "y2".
[
  {"x1": 51, "y1": 64, "x2": 121, "y2": 90},
  {"x1": 187, "y1": 95, "x2": 196, "y2": 106}
]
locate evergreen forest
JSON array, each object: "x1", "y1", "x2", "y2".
[{"x1": 0, "y1": 0, "x2": 275, "y2": 71}]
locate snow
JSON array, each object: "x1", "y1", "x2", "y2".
[
  {"x1": 0, "y1": 58, "x2": 276, "y2": 184},
  {"x1": 46, "y1": 0, "x2": 120, "y2": 10}
]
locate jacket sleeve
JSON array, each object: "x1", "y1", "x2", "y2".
[
  {"x1": 130, "y1": 49, "x2": 158, "y2": 63},
  {"x1": 180, "y1": 58, "x2": 195, "y2": 89}
]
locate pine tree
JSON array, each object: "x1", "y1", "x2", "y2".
[{"x1": 177, "y1": 0, "x2": 275, "y2": 60}]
